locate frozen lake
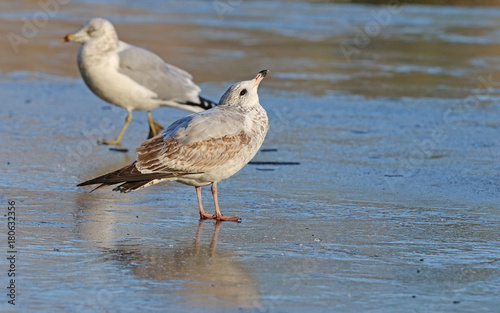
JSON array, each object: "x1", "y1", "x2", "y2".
[{"x1": 0, "y1": 1, "x2": 499, "y2": 312}]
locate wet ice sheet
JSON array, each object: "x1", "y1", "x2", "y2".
[
  {"x1": 1, "y1": 1, "x2": 499, "y2": 313},
  {"x1": 2, "y1": 76, "x2": 499, "y2": 312}
]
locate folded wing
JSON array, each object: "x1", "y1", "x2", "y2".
[
  {"x1": 136, "y1": 107, "x2": 250, "y2": 174},
  {"x1": 117, "y1": 43, "x2": 201, "y2": 103},
  {"x1": 78, "y1": 107, "x2": 252, "y2": 192}
]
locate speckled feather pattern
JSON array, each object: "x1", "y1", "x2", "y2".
[{"x1": 135, "y1": 105, "x2": 268, "y2": 187}]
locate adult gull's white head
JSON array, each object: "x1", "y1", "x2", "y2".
[{"x1": 64, "y1": 17, "x2": 118, "y2": 47}]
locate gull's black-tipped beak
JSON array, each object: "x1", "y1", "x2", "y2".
[
  {"x1": 254, "y1": 70, "x2": 269, "y2": 86},
  {"x1": 258, "y1": 69, "x2": 269, "y2": 78}
]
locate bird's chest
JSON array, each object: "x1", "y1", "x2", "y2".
[
  {"x1": 77, "y1": 48, "x2": 122, "y2": 100},
  {"x1": 78, "y1": 45, "x2": 118, "y2": 75}
]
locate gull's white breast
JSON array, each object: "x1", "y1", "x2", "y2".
[{"x1": 77, "y1": 42, "x2": 160, "y2": 111}]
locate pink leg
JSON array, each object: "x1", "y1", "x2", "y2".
[
  {"x1": 196, "y1": 186, "x2": 215, "y2": 219},
  {"x1": 212, "y1": 182, "x2": 241, "y2": 222}
]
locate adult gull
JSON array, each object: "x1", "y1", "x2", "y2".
[
  {"x1": 78, "y1": 70, "x2": 270, "y2": 221},
  {"x1": 64, "y1": 17, "x2": 217, "y2": 146}
]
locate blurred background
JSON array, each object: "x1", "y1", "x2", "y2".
[
  {"x1": 2, "y1": 0, "x2": 500, "y2": 98},
  {"x1": 1, "y1": 1, "x2": 499, "y2": 312}
]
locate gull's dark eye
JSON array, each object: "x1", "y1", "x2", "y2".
[
  {"x1": 87, "y1": 27, "x2": 96, "y2": 35},
  {"x1": 239, "y1": 89, "x2": 247, "y2": 96}
]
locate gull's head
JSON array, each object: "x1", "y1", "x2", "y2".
[
  {"x1": 219, "y1": 70, "x2": 268, "y2": 108},
  {"x1": 64, "y1": 18, "x2": 117, "y2": 45}
]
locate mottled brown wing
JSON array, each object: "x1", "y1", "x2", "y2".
[{"x1": 135, "y1": 130, "x2": 252, "y2": 174}]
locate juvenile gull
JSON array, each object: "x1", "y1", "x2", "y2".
[
  {"x1": 64, "y1": 17, "x2": 217, "y2": 146},
  {"x1": 78, "y1": 70, "x2": 270, "y2": 221}
]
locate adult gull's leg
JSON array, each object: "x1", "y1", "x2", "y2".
[
  {"x1": 99, "y1": 109, "x2": 133, "y2": 146},
  {"x1": 147, "y1": 111, "x2": 164, "y2": 139}
]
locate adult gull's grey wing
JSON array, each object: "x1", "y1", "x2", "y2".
[{"x1": 116, "y1": 42, "x2": 201, "y2": 104}]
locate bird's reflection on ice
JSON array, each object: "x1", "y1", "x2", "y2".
[
  {"x1": 76, "y1": 202, "x2": 261, "y2": 310},
  {"x1": 142, "y1": 221, "x2": 260, "y2": 308}
]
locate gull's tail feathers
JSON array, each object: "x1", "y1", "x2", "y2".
[
  {"x1": 182, "y1": 96, "x2": 218, "y2": 111},
  {"x1": 77, "y1": 162, "x2": 198, "y2": 193}
]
